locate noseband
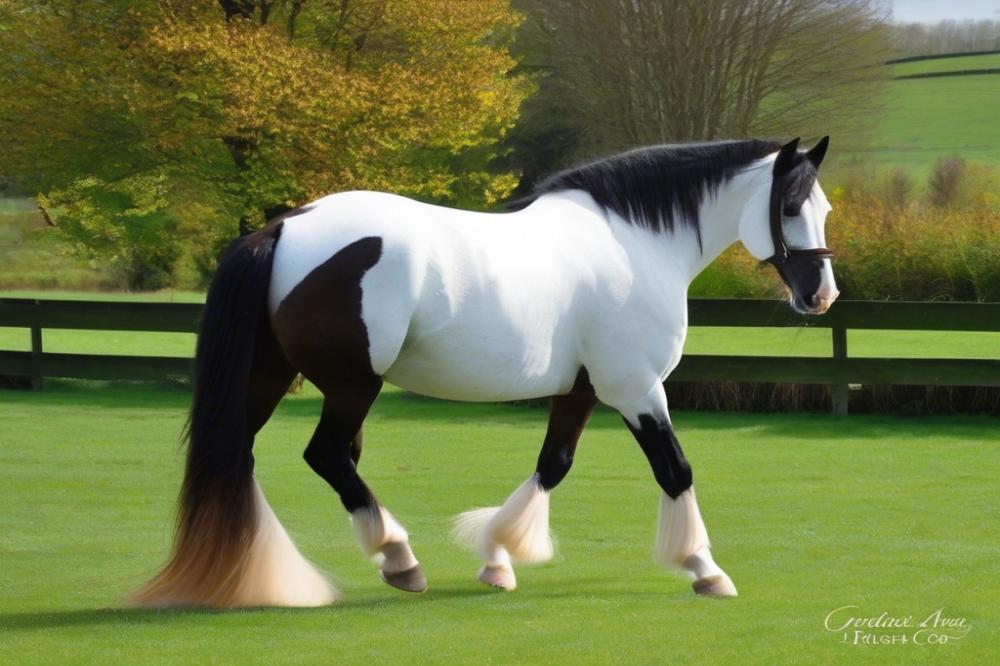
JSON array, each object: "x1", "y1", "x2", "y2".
[{"x1": 765, "y1": 170, "x2": 833, "y2": 267}]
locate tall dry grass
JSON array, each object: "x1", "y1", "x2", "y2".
[{"x1": 827, "y1": 188, "x2": 1000, "y2": 301}]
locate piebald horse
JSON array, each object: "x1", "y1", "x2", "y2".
[{"x1": 133, "y1": 137, "x2": 837, "y2": 607}]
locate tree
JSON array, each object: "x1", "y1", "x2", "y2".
[
  {"x1": 508, "y1": 0, "x2": 890, "y2": 177},
  {"x1": 0, "y1": 1, "x2": 530, "y2": 287},
  {"x1": 891, "y1": 20, "x2": 1000, "y2": 57}
]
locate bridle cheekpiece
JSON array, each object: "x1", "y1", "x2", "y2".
[{"x1": 765, "y1": 138, "x2": 833, "y2": 268}]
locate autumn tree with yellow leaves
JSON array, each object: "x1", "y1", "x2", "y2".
[{"x1": 0, "y1": 0, "x2": 530, "y2": 288}]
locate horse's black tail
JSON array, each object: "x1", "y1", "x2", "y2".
[{"x1": 132, "y1": 223, "x2": 283, "y2": 607}]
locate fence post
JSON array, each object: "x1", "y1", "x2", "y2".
[
  {"x1": 29, "y1": 299, "x2": 43, "y2": 390},
  {"x1": 831, "y1": 326, "x2": 848, "y2": 415}
]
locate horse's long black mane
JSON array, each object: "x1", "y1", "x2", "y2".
[{"x1": 520, "y1": 139, "x2": 782, "y2": 247}]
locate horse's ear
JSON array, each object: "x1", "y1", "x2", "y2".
[
  {"x1": 806, "y1": 136, "x2": 830, "y2": 169},
  {"x1": 774, "y1": 137, "x2": 800, "y2": 176}
]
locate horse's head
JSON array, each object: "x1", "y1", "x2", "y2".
[{"x1": 738, "y1": 137, "x2": 839, "y2": 315}]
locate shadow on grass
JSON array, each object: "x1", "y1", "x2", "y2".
[{"x1": 0, "y1": 585, "x2": 596, "y2": 632}]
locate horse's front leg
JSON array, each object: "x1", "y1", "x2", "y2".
[{"x1": 616, "y1": 382, "x2": 737, "y2": 597}]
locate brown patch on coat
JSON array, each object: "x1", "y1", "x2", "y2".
[{"x1": 272, "y1": 236, "x2": 383, "y2": 393}]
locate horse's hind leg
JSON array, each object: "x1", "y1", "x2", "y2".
[
  {"x1": 456, "y1": 371, "x2": 596, "y2": 590},
  {"x1": 304, "y1": 377, "x2": 426, "y2": 593},
  {"x1": 272, "y1": 234, "x2": 423, "y2": 592}
]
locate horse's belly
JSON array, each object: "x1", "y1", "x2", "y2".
[{"x1": 382, "y1": 334, "x2": 575, "y2": 402}]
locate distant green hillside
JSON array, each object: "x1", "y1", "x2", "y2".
[
  {"x1": 863, "y1": 53, "x2": 1000, "y2": 174},
  {"x1": 891, "y1": 52, "x2": 1000, "y2": 78}
]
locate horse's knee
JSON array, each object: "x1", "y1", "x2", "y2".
[
  {"x1": 537, "y1": 450, "x2": 574, "y2": 490},
  {"x1": 625, "y1": 413, "x2": 693, "y2": 499}
]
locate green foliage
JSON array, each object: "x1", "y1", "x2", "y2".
[
  {"x1": 0, "y1": 198, "x2": 116, "y2": 291},
  {"x1": 37, "y1": 173, "x2": 180, "y2": 290},
  {"x1": 0, "y1": 0, "x2": 531, "y2": 287}
]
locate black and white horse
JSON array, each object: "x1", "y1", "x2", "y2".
[{"x1": 133, "y1": 137, "x2": 837, "y2": 607}]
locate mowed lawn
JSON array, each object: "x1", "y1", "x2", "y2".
[{"x1": 0, "y1": 381, "x2": 997, "y2": 664}]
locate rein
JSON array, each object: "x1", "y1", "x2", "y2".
[{"x1": 765, "y1": 170, "x2": 833, "y2": 267}]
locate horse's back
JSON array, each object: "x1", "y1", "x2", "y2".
[{"x1": 268, "y1": 190, "x2": 620, "y2": 401}]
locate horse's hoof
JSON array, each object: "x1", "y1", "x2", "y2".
[
  {"x1": 477, "y1": 564, "x2": 516, "y2": 591},
  {"x1": 693, "y1": 574, "x2": 738, "y2": 598},
  {"x1": 381, "y1": 564, "x2": 427, "y2": 593}
]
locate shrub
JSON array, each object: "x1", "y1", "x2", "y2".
[
  {"x1": 826, "y1": 188, "x2": 1000, "y2": 301},
  {"x1": 928, "y1": 156, "x2": 965, "y2": 207},
  {"x1": 884, "y1": 168, "x2": 914, "y2": 210}
]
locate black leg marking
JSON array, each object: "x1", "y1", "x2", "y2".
[
  {"x1": 535, "y1": 369, "x2": 597, "y2": 491},
  {"x1": 303, "y1": 379, "x2": 382, "y2": 512},
  {"x1": 350, "y1": 428, "x2": 363, "y2": 466},
  {"x1": 625, "y1": 414, "x2": 693, "y2": 499}
]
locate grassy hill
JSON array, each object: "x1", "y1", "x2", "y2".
[
  {"x1": 861, "y1": 52, "x2": 1000, "y2": 174},
  {"x1": 891, "y1": 51, "x2": 1000, "y2": 77}
]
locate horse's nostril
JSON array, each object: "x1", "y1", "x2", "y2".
[
  {"x1": 812, "y1": 290, "x2": 839, "y2": 308},
  {"x1": 808, "y1": 292, "x2": 836, "y2": 314}
]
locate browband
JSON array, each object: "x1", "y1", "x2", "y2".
[{"x1": 766, "y1": 170, "x2": 833, "y2": 265}]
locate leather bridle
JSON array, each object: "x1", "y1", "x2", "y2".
[{"x1": 765, "y1": 169, "x2": 833, "y2": 267}]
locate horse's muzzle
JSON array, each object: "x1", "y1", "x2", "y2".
[{"x1": 792, "y1": 289, "x2": 838, "y2": 315}]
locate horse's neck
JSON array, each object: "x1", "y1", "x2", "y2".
[{"x1": 656, "y1": 163, "x2": 771, "y2": 284}]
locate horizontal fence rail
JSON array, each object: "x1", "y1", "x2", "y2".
[
  {"x1": 0, "y1": 299, "x2": 203, "y2": 332},
  {"x1": 2, "y1": 297, "x2": 999, "y2": 413}
]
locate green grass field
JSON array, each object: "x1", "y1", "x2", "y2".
[
  {"x1": 0, "y1": 381, "x2": 996, "y2": 663},
  {"x1": 892, "y1": 53, "x2": 1000, "y2": 78},
  {"x1": 859, "y1": 54, "x2": 1000, "y2": 173},
  {"x1": 871, "y1": 74, "x2": 1000, "y2": 170}
]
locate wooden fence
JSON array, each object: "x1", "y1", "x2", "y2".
[{"x1": 2, "y1": 297, "x2": 999, "y2": 414}]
